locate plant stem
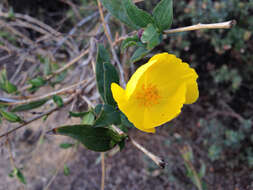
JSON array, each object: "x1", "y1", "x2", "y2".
[
  {"x1": 130, "y1": 137, "x2": 166, "y2": 168},
  {"x1": 100, "y1": 153, "x2": 105, "y2": 190},
  {"x1": 164, "y1": 20, "x2": 236, "y2": 34}
]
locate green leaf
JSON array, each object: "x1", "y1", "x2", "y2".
[
  {"x1": 14, "y1": 168, "x2": 27, "y2": 185},
  {"x1": 28, "y1": 76, "x2": 46, "y2": 92},
  {"x1": 53, "y1": 125, "x2": 122, "y2": 152},
  {"x1": 0, "y1": 68, "x2": 7, "y2": 83},
  {"x1": 103, "y1": 62, "x2": 120, "y2": 106},
  {"x1": 82, "y1": 112, "x2": 95, "y2": 125},
  {"x1": 69, "y1": 111, "x2": 89, "y2": 118},
  {"x1": 141, "y1": 24, "x2": 162, "y2": 50},
  {"x1": 96, "y1": 44, "x2": 119, "y2": 107},
  {"x1": 96, "y1": 44, "x2": 110, "y2": 65},
  {"x1": 53, "y1": 95, "x2": 64, "y2": 107},
  {"x1": 8, "y1": 171, "x2": 14, "y2": 178},
  {"x1": 63, "y1": 164, "x2": 70, "y2": 176},
  {"x1": 130, "y1": 47, "x2": 150, "y2": 63},
  {"x1": 122, "y1": 0, "x2": 154, "y2": 28},
  {"x1": 100, "y1": 0, "x2": 139, "y2": 29},
  {"x1": 121, "y1": 35, "x2": 139, "y2": 52},
  {"x1": 152, "y1": 0, "x2": 173, "y2": 31},
  {"x1": 51, "y1": 71, "x2": 67, "y2": 86},
  {"x1": 59, "y1": 143, "x2": 74, "y2": 149},
  {"x1": 11, "y1": 99, "x2": 48, "y2": 112},
  {"x1": 120, "y1": 112, "x2": 134, "y2": 128},
  {"x1": 94, "y1": 104, "x2": 121, "y2": 127},
  {"x1": 198, "y1": 162, "x2": 206, "y2": 179},
  {"x1": 42, "y1": 57, "x2": 52, "y2": 76},
  {"x1": 4, "y1": 82, "x2": 17, "y2": 94},
  {"x1": 0, "y1": 68, "x2": 17, "y2": 94},
  {"x1": 118, "y1": 139, "x2": 126, "y2": 151},
  {"x1": 0, "y1": 109, "x2": 23, "y2": 123}
]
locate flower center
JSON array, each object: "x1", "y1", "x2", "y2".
[{"x1": 136, "y1": 83, "x2": 160, "y2": 107}]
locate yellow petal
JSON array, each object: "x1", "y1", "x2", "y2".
[
  {"x1": 141, "y1": 82, "x2": 187, "y2": 130},
  {"x1": 139, "y1": 127, "x2": 156, "y2": 133},
  {"x1": 185, "y1": 80, "x2": 199, "y2": 104},
  {"x1": 111, "y1": 53, "x2": 199, "y2": 133},
  {"x1": 126, "y1": 59, "x2": 157, "y2": 98},
  {"x1": 111, "y1": 83, "x2": 126, "y2": 105}
]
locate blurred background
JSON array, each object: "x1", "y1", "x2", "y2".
[{"x1": 0, "y1": 0, "x2": 252, "y2": 189}]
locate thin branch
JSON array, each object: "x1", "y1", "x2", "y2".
[
  {"x1": 113, "y1": 31, "x2": 137, "y2": 47},
  {"x1": 164, "y1": 20, "x2": 236, "y2": 34},
  {"x1": 6, "y1": 138, "x2": 16, "y2": 168},
  {"x1": 100, "y1": 153, "x2": 105, "y2": 190},
  {"x1": 0, "y1": 87, "x2": 85, "y2": 139},
  {"x1": 19, "y1": 48, "x2": 89, "y2": 92},
  {"x1": 53, "y1": 11, "x2": 99, "y2": 53},
  {"x1": 130, "y1": 137, "x2": 166, "y2": 168},
  {"x1": 3, "y1": 79, "x2": 89, "y2": 106}
]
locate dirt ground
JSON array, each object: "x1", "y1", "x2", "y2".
[{"x1": 1, "y1": 0, "x2": 253, "y2": 189}]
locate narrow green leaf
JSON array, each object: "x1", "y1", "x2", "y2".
[
  {"x1": 8, "y1": 171, "x2": 14, "y2": 178},
  {"x1": 198, "y1": 162, "x2": 206, "y2": 179},
  {"x1": 0, "y1": 68, "x2": 7, "y2": 83},
  {"x1": 53, "y1": 95, "x2": 64, "y2": 107},
  {"x1": 59, "y1": 143, "x2": 74, "y2": 149},
  {"x1": 100, "y1": 0, "x2": 139, "y2": 29},
  {"x1": 96, "y1": 44, "x2": 119, "y2": 107},
  {"x1": 0, "y1": 68, "x2": 17, "y2": 94},
  {"x1": 69, "y1": 111, "x2": 89, "y2": 118},
  {"x1": 0, "y1": 109, "x2": 23, "y2": 123},
  {"x1": 123, "y1": 0, "x2": 154, "y2": 28},
  {"x1": 118, "y1": 139, "x2": 126, "y2": 151},
  {"x1": 94, "y1": 104, "x2": 121, "y2": 127},
  {"x1": 63, "y1": 164, "x2": 70, "y2": 176},
  {"x1": 53, "y1": 125, "x2": 122, "y2": 152},
  {"x1": 14, "y1": 168, "x2": 27, "y2": 185},
  {"x1": 152, "y1": 0, "x2": 173, "y2": 31},
  {"x1": 5, "y1": 82, "x2": 17, "y2": 94},
  {"x1": 82, "y1": 112, "x2": 95, "y2": 125},
  {"x1": 96, "y1": 45, "x2": 110, "y2": 104},
  {"x1": 11, "y1": 99, "x2": 48, "y2": 112},
  {"x1": 130, "y1": 47, "x2": 150, "y2": 63},
  {"x1": 29, "y1": 76, "x2": 46, "y2": 92},
  {"x1": 121, "y1": 35, "x2": 139, "y2": 52},
  {"x1": 103, "y1": 62, "x2": 119, "y2": 106},
  {"x1": 141, "y1": 24, "x2": 162, "y2": 50},
  {"x1": 51, "y1": 70, "x2": 67, "y2": 86},
  {"x1": 43, "y1": 58, "x2": 52, "y2": 76}
]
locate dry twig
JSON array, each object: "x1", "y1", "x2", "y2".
[{"x1": 164, "y1": 20, "x2": 236, "y2": 34}]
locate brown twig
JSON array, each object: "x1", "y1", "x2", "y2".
[
  {"x1": 97, "y1": 0, "x2": 126, "y2": 87},
  {"x1": 19, "y1": 48, "x2": 89, "y2": 92},
  {"x1": 164, "y1": 20, "x2": 236, "y2": 34},
  {"x1": 6, "y1": 138, "x2": 16, "y2": 168},
  {"x1": 0, "y1": 86, "x2": 86, "y2": 139},
  {"x1": 100, "y1": 153, "x2": 105, "y2": 190},
  {"x1": 3, "y1": 79, "x2": 89, "y2": 106},
  {"x1": 130, "y1": 137, "x2": 166, "y2": 168}
]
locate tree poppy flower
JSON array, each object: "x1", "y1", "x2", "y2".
[{"x1": 111, "y1": 53, "x2": 199, "y2": 133}]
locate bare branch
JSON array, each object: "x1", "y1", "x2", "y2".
[
  {"x1": 130, "y1": 138, "x2": 166, "y2": 169},
  {"x1": 164, "y1": 20, "x2": 236, "y2": 34}
]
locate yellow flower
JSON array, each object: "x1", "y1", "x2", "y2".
[{"x1": 111, "y1": 53, "x2": 199, "y2": 133}]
